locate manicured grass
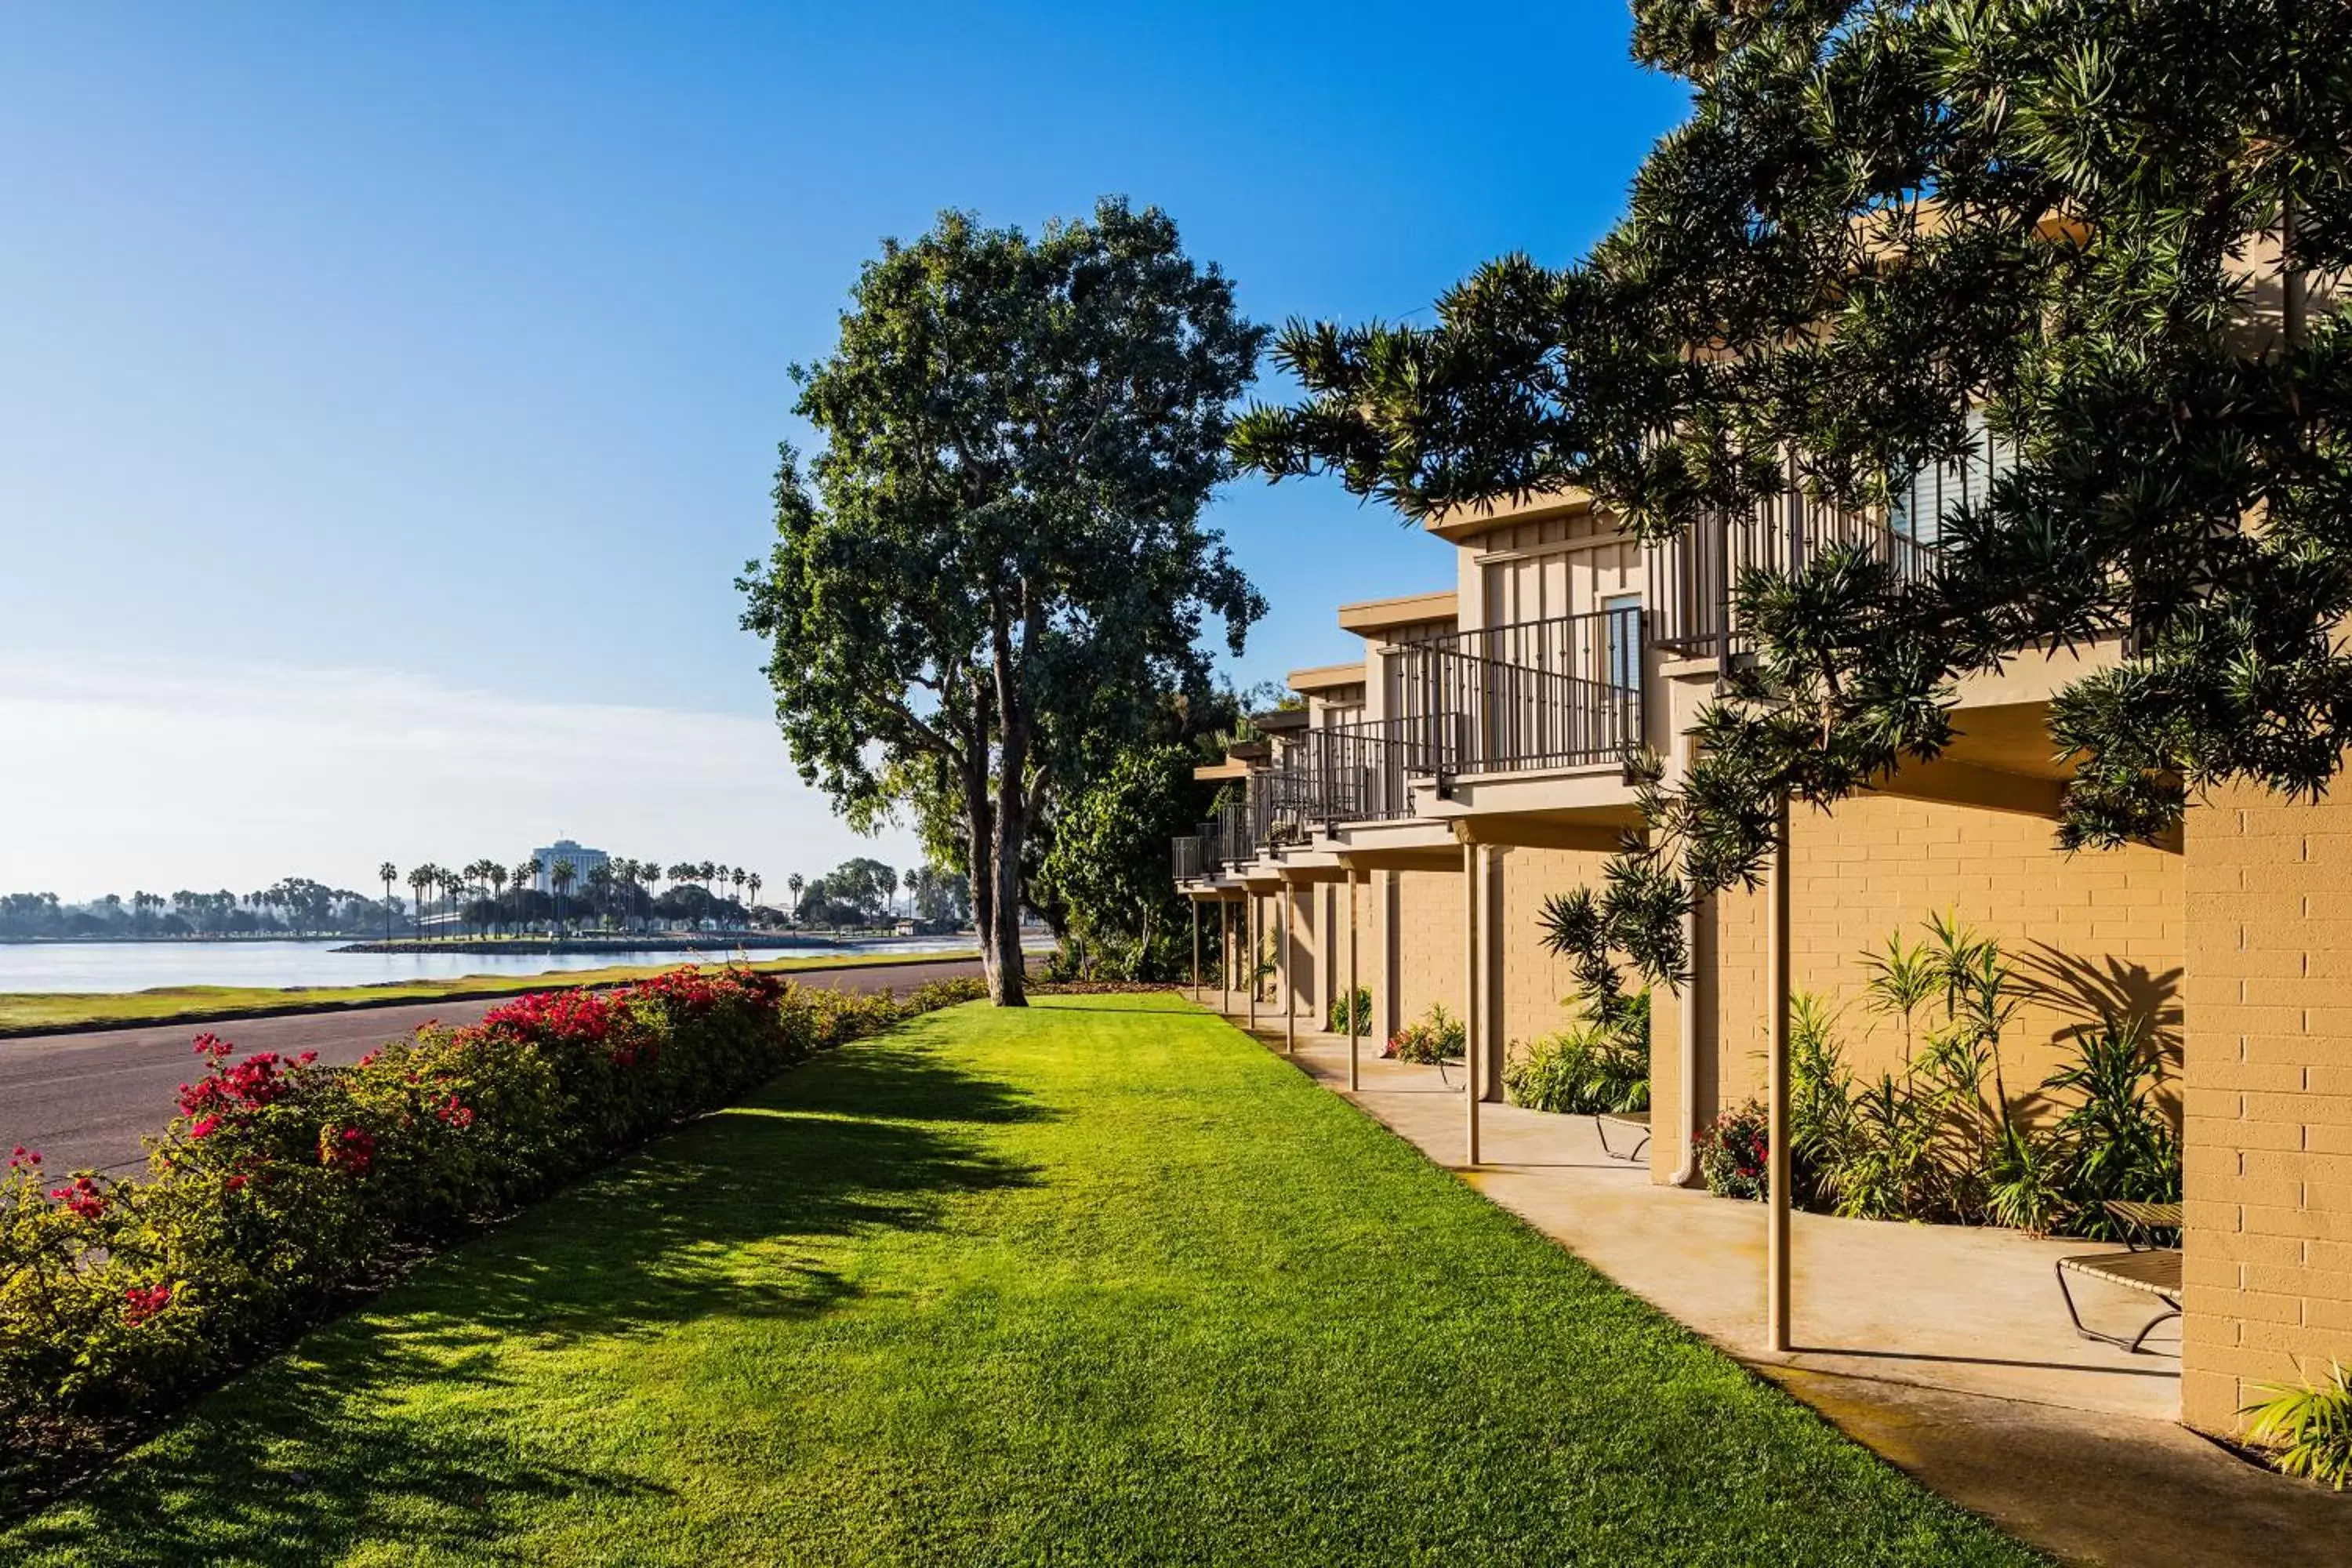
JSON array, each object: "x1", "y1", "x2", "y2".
[
  {"x1": 0, "y1": 950, "x2": 976, "y2": 1034},
  {"x1": 1, "y1": 995, "x2": 2041, "y2": 1565}
]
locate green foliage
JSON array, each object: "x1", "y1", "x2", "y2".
[
  {"x1": 1504, "y1": 1022, "x2": 1651, "y2": 1117},
  {"x1": 1696, "y1": 1100, "x2": 1770, "y2": 1202},
  {"x1": 1741, "y1": 919, "x2": 2180, "y2": 1236},
  {"x1": 1325, "y1": 986, "x2": 1372, "y2": 1037},
  {"x1": 2243, "y1": 1363, "x2": 2352, "y2": 1490},
  {"x1": 0, "y1": 997, "x2": 2043, "y2": 1566},
  {"x1": 740, "y1": 198, "x2": 1264, "y2": 1000},
  {"x1": 1237, "y1": 0, "x2": 2352, "y2": 997},
  {"x1": 1385, "y1": 1004, "x2": 1465, "y2": 1065},
  {"x1": 0, "y1": 968, "x2": 984, "y2": 1504}
]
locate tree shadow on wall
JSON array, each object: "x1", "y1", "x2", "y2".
[{"x1": 2009, "y1": 942, "x2": 2185, "y2": 1116}]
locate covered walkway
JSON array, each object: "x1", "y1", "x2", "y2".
[{"x1": 1220, "y1": 1012, "x2": 2352, "y2": 1568}]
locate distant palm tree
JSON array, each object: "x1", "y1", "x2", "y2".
[
  {"x1": 586, "y1": 863, "x2": 612, "y2": 931},
  {"x1": 746, "y1": 873, "x2": 762, "y2": 922},
  {"x1": 514, "y1": 858, "x2": 541, "y2": 934},
  {"x1": 551, "y1": 858, "x2": 577, "y2": 935},
  {"x1": 786, "y1": 873, "x2": 804, "y2": 923},
  {"x1": 407, "y1": 866, "x2": 434, "y2": 940},
  {"x1": 378, "y1": 862, "x2": 397, "y2": 942},
  {"x1": 487, "y1": 863, "x2": 508, "y2": 937},
  {"x1": 902, "y1": 866, "x2": 920, "y2": 920},
  {"x1": 731, "y1": 868, "x2": 747, "y2": 925}
]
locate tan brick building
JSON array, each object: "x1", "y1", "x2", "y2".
[{"x1": 1175, "y1": 474, "x2": 2347, "y2": 1439}]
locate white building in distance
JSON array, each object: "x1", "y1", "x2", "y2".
[{"x1": 529, "y1": 839, "x2": 609, "y2": 894}]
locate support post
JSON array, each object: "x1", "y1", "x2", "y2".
[
  {"x1": 1219, "y1": 898, "x2": 1231, "y2": 1017},
  {"x1": 1765, "y1": 787, "x2": 1792, "y2": 1354},
  {"x1": 1190, "y1": 898, "x2": 1201, "y2": 1002},
  {"x1": 1463, "y1": 839, "x2": 1480, "y2": 1167},
  {"x1": 1346, "y1": 868, "x2": 1360, "y2": 1092},
  {"x1": 1283, "y1": 879, "x2": 1297, "y2": 1054},
  {"x1": 1246, "y1": 893, "x2": 1258, "y2": 1031}
]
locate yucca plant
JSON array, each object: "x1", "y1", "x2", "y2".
[
  {"x1": 1985, "y1": 1118, "x2": 2069, "y2": 1236},
  {"x1": 2045, "y1": 1014, "x2": 2181, "y2": 1240},
  {"x1": 2243, "y1": 1364, "x2": 2352, "y2": 1490}
]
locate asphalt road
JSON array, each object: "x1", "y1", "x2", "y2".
[{"x1": 0, "y1": 956, "x2": 984, "y2": 1177}]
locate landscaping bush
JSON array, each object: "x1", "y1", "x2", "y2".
[
  {"x1": 0, "y1": 966, "x2": 983, "y2": 1504},
  {"x1": 2244, "y1": 1362, "x2": 2352, "y2": 1490},
  {"x1": 1504, "y1": 1025, "x2": 1650, "y2": 1116},
  {"x1": 1384, "y1": 1004, "x2": 1465, "y2": 1065},
  {"x1": 1700, "y1": 920, "x2": 2180, "y2": 1239},
  {"x1": 1696, "y1": 1100, "x2": 1770, "y2": 1201},
  {"x1": 1504, "y1": 993, "x2": 1650, "y2": 1116},
  {"x1": 1325, "y1": 986, "x2": 1372, "y2": 1037}
]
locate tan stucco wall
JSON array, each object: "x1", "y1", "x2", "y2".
[{"x1": 2181, "y1": 786, "x2": 2352, "y2": 1435}]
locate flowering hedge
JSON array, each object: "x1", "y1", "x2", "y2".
[{"x1": 0, "y1": 966, "x2": 983, "y2": 1499}]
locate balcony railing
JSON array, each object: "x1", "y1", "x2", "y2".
[
  {"x1": 1388, "y1": 608, "x2": 1645, "y2": 776},
  {"x1": 1648, "y1": 486, "x2": 1941, "y2": 666},
  {"x1": 1171, "y1": 831, "x2": 1209, "y2": 882}
]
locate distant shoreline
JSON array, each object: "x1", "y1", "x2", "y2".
[{"x1": 331, "y1": 934, "x2": 864, "y2": 956}]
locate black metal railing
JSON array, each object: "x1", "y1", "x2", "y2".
[
  {"x1": 1388, "y1": 608, "x2": 1644, "y2": 775},
  {"x1": 1648, "y1": 486, "x2": 1941, "y2": 666},
  {"x1": 1171, "y1": 831, "x2": 1208, "y2": 882}
]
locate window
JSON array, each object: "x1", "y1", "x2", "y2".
[
  {"x1": 1601, "y1": 593, "x2": 1642, "y2": 691},
  {"x1": 1892, "y1": 408, "x2": 2013, "y2": 546}
]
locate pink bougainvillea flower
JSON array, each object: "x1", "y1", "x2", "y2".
[
  {"x1": 49, "y1": 1176, "x2": 106, "y2": 1220},
  {"x1": 122, "y1": 1283, "x2": 172, "y2": 1327},
  {"x1": 190, "y1": 1115, "x2": 220, "y2": 1140}
]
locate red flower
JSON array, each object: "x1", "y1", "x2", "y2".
[
  {"x1": 321, "y1": 1125, "x2": 376, "y2": 1177},
  {"x1": 6, "y1": 1145, "x2": 38, "y2": 1171},
  {"x1": 190, "y1": 1115, "x2": 220, "y2": 1140},
  {"x1": 49, "y1": 1176, "x2": 105, "y2": 1220},
  {"x1": 122, "y1": 1283, "x2": 172, "y2": 1327}
]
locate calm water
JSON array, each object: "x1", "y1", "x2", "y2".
[{"x1": 0, "y1": 938, "x2": 991, "y2": 995}]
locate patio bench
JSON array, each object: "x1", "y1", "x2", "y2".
[
  {"x1": 1594, "y1": 1109, "x2": 1650, "y2": 1163},
  {"x1": 2055, "y1": 1200, "x2": 2183, "y2": 1354}
]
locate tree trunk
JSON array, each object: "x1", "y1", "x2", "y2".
[{"x1": 989, "y1": 633, "x2": 1033, "y2": 1007}]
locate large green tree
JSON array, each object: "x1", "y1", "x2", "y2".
[
  {"x1": 742, "y1": 200, "x2": 1264, "y2": 1004},
  {"x1": 1236, "y1": 0, "x2": 2352, "y2": 985}
]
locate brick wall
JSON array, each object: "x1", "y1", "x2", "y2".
[
  {"x1": 1392, "y1": 868, "x2": 1465, "y2": 1033},
  {"x1": 1700, "y1": 791, "x2": 2183, "y2": 1117},
  {"x1": 1493, "y1": 845, "x2": 1616, "y2": 1052},
  {"x1": 2181, "y1": 786, "x2": 2352, "y2": 1435}
]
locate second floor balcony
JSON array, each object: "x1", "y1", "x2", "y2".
[{"x1": 1389, "y1": 605, "x2": 1645, "y2": 780}]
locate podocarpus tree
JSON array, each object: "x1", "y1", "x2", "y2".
[
  {"x1": 1234, "y1": 0, "x2": 2352, "y2": 986},
  {"x1": 742, "y1": 200, "x2": 1264, "y2": 1004}
]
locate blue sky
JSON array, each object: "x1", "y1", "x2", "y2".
[{"x1": 0, "y1": 3, "x2": 1688, "y2": 895}]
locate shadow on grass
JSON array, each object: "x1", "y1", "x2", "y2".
[{"x1": 2, "y1": 1019, "x2": 1048, "y2": 1566}]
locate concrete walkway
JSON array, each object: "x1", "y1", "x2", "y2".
[{"x1": 1214, "y1": 1007, "x2": 2352, "y2": 1568}]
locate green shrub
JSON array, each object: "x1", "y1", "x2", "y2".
[
  {"x1": 2243, "y1": 1363, "x2": 2352, "y2": 1490},
  {"x1": 1504, "y1": 1022, "x2": 1650, "y2": 1115},
  {"x1": 1385, "y1": 1004, "x2": 1465, "y2": 1064},
  {"x1": 1325, "y1": 986, "x2": 1372, "y2": 1037},
  {"x1": 0, "y1": 966, "x2": 982, "y2": 1504},
  {"x1": 1696, "y1": 1100, "x2": 1770, "y2": 1201}
]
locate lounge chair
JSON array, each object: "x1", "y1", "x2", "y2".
[
  {"x1": 2056, "y1": 1201, "x2": 2182, "y2": 1354},
  {"x1": 1594, "y1": 1109, "x2": 1650, "y2": 1163}
]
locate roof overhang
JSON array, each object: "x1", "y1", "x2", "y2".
[{"x1": 1338, "y1": 590, "x2": 1457, "y2": 640}]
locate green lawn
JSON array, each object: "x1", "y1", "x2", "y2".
[
  {"x1": 0, "y1": 949, "x2": 976, "y2": 1033},
  {"x1": 2, "y1": 995, "x2": 2040, "y2": 1566}
]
